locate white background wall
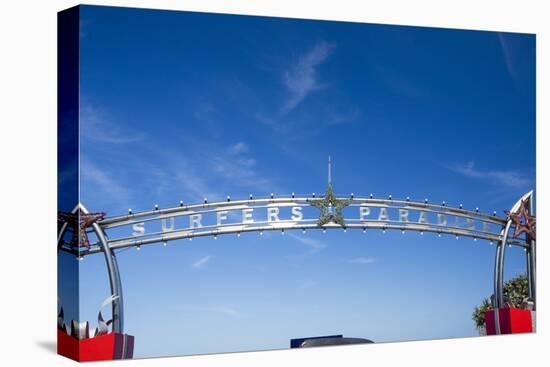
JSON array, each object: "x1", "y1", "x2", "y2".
[{"x1": 0, "y1": 0, "x2": 547, "y2": 365}]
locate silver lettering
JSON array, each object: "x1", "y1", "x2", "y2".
[
  {"x1": 217, "y1": 211, "x2": 228, "y2": 226},
  {"x1": 378, "y1": 208, "x2": 390, "y2": 221},
  {"x1": 291, "y1": 206, "x2": 303, "y2": 221},
  {"x1": 132, "y1": 222, "x2": 145, "y2": 236},
  {"x1": 267, "y1": 207, "x2": 280, "y2": 222},
  {"x1": 161, "y1": 217, "x2": 174, "y2": 232},
  {"x1": 242, "y1": 208, "x2": 254, "y2": 224},
  {"x1": 190, "y1": 214, "x2": 202, "y2": 228},
  {"x1": 359, "y1": 206, "x2": 370, "y2": 221},
  {"x1": 418, "y1": 211, "x2": 428, "y2": 224}
]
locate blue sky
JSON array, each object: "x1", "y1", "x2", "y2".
[{"x1": 63, "y1": 5, "x2": 535, "y2": 358}]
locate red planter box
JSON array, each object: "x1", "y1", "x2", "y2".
[
  {"x1": 58, "y1": 329, "x2": 134, "y2": 362},
  {"x1": 485, "y1": 308, "x2": 533, "y2": 335}
]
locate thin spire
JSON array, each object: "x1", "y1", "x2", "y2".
[{"x1": 328, "y1": 156, "x2": 332, "y2": 185}]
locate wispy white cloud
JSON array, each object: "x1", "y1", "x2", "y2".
[
  {"x1": 204, "y1": 306, "x2": 240, "y2": 318},
  {"x1": 228, "y1": 142, "x2": 249, "y2": 155},
  {"x1": 140, "y1": 140, "x2": 282, "y2": 204},
  {"x1": 282, "y1": 41, "x2": 335, "y2": 113},
  {"x1": 498, "y1": 33, "x2": 519, "y2": 86},
  {"x1": 448, "y1": 161, "x2": 530, "y2": 189},
  {"x1": 209, "y1": 142, "x2": 277, "y2": 192},
  {"x1": 348, "y1": 257, "x2": 376, "y2": 264},
  {"x1": 287, "y1": 232, "x2": 327, "y2": 253},
  {"x1": 80, "y1": 157, "x2": 132, "y2": 207},
  {"x1": 326, "y1": 107, "x2": 361, "y2": 125},
  {"x1": 172, "y1": 166, "x2": 221, "y2": 202},
  {"x1": 255, "y1": 113, "x2": 288, "y2": 133},
  {"x1": 80, "y1": 102, "x2": 143, "y2": 144},
  {"x1": 191, "y1": 255, "x2": 211, "y2": 269}
]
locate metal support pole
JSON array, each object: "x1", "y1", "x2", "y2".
[
  {"x1": 110, "y1": 250, "x2": 124, "y2": 332},
  {"x1": 91, "y1": 221, "x2": 124, "y2": 333},
  {"x1": 528, "y1": 241, "x2": 536, "y2": 308},
  {"x1": 80, "y1": 204, "x2": 124, "y2": 334},
  {"x1": 495, "y1": 222, "x2": 511, "y2": 308},
  {"x1": 526, "y1": 195, "x2": 536, "y2": 310},
  {"x1": 525, "y1": 248, "x2": 533, "y2": 298},
  {"x1": 492, "y1": 242, "x2": 503, "y2": 334},
  {"x1": 494, "y1": 191, "x2": 535, "y2": 311},
  {"x1": 493, "y1": 242, "x2": 503, "y2": 308}
]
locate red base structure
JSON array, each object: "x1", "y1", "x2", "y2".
[
  {"x1": 58, "y1": 329, "x2": 134, "y2": 362},
  {"x1": 485, "y1": 308, "x2": 534, "y2": 335}
]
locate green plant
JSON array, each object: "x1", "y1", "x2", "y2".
[{"x1": 472, "y1": 274, "x2": 528, "y2": 332}]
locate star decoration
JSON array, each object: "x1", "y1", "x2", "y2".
[
  {"x1": 311, "y1": 183, "x2": 350, "y2": 226},
  {"x1": 505, "y1": 199, "x2": 536, "y2": 241},
  {"x1": 58, "y1": 210, "x2": 106, "y2": 249}
]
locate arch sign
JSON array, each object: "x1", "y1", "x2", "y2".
[{"x1": 58, "y1": 158, "x2": 537, "y2": 349}]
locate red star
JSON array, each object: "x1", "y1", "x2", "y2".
[
  {"x1": 505, "y1": 200, "x2": 536, "y2": 241},
  {"x1": 58, "y1": 210, "x2": 106, "y2": 249}
]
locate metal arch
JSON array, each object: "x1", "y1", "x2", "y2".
[
  {"x1": 99, "y1": 197, "x2": 509, "y2": 227},
  {"x1": 66, "y1": 196, "x2": 533, "y2": 257},
  {"x1": 526, "y1": 192, "x2": 536, "y2": 309},
  {"x1": 79, "y1": 204, "x2": 125, "y2": 334},
  {"x1": 494, "y1": 190, "x2": 535, "y2": 309}
]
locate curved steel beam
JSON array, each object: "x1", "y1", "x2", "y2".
[
  {"x1": 525, "y1": 192, "x2": 536, "y2": 309},
  {"x1": 80, "y1": 204, "x2": 124, "y2": 334},
  {"x1": 494, "y1": 190, "x2": 535, "y2": 310},
  {"x1": 100, "y1": 196, "x2": 509, "y2": 227},
  {"x1": 78, "y1": 221, "x2": 525, "y2": 257},
  {"x1": 67, "y1": 195, "x2": 531, "y2": 257}
]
